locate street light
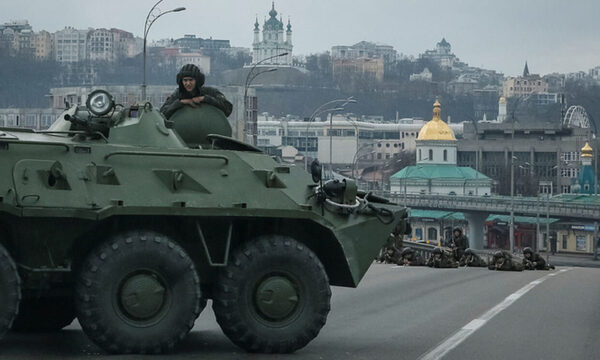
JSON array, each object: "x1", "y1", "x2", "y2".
[
  {"x1": 244, "y1": 52, "x2": 288, "y2": 145},
  {"x1": 142, "y1": 0, "x2": 185, "y2": 100},
  {"x1": 303, "y1": 97, "x2": 356, "y2": 171}
]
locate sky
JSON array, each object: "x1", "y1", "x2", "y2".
[{"x1": 3, "y1": 0, "x2": 600, "y2": 76}]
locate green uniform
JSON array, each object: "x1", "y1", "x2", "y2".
[
  {"x1": 427, "y1": 248, "x2": 458, "y2": 268},
  {"x1": 523, "y1": 253, "x2": 554, "y2": 270},
  {"x1": 459, "y1": 248, "x2": 488, "y2": 267},
  {"x1": 160, "y1": 64, "x2": 233, "y2": 119},
  {"x1": 400, "y1": 248, "x2": 426, "y2": 266},
  {"x1": 488, "y1": 251, "x2": 523, "y2": 271}
]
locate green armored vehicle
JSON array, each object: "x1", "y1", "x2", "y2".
[{"x1": 0, "y1": 90, "x2": 409, "y2": 354}]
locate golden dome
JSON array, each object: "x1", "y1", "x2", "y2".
[
  {"x1": 499, "y1": 96, "x2": 506, "y2": 104},
  {"x1": 417, "y1": 100, "x2": 456, "y2": 141},
  {"x1": 581, "y1": 142, "x2": 593, "y2": 158}
]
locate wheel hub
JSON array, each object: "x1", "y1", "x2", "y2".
[
  {"x1": 255, "y1": 276, "x2": 299, "y2": 321},
  {"x1": 119, "y1": 272, "x2": 166, "y2": 321}
]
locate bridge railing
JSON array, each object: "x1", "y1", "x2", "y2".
[{"x1": 376, "y1": 192, "x2": 600, "y2": 219}]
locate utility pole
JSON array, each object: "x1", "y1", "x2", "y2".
[{"x1": 509, "y1": 120, "x2": 515, "y2": 253}]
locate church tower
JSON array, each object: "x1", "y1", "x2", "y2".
[
  {"x1": 251, "y1": 2, "x2": 293, "y2": 66},
  {"x1": 416, "y1": 100, "x2": 457, "y2": 165}
]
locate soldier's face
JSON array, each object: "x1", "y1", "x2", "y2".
[
  {"x1": 182, "y1": 77, "x2": 196, "y2": 92},
  {"x1": 454, "y1": 231, "x2": 460, "y2": 237},
  {"x1": 434, "y1": 254, "x2": 441, "y2": 260},
  {"x1": 525, "y1": 253, "x2": 531, "y2": 259}
]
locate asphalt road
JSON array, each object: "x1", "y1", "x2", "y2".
[{"x1": 2, "y1": 264, "x2": 599, "y2": 359}]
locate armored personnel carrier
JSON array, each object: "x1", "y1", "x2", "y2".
[{"x1": 0, "y1": 90, "x2": 409, "y2": 354}]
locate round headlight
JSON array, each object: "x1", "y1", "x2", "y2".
[{"x1": 86, "y1": 90, "x2": 114, "y2": 116}]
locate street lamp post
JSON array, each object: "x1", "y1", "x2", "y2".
[
  {"x1": 142, "y1": 0, "x2": 185, "y2": 101},
  {"x1": 243, "y1": 68, "x2": 277, "y2": 145},
  {"x1": 244, "y1": 52, "x2": 288, "y2": 145},
  {"x1": 509, "y1": 121, "x2": 515, "y2": 253},
  {"x1": 304, "y1": 97, "x2": 356, "y2": 171}
]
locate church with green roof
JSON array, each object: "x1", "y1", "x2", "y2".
[{"x1": 390, "y1": 100, "x2": 492, "y2": 196}]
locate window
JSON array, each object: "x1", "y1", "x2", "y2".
[
  {"x1": 377, "y1": 153, "x2": 382, "y2": 159},
  {"x1": 576, "y1": 236, "x2": 586, "y2": 251},
  {"x1": 562, "y1": 235, "x2": 567, "y2": 249},
  {"x1": 427, "y1": 227, "x2": 438, "y2": 241},
  {"x1": 419, "y1": 149, "x2": 422, "y2": 161},
  {"x1": 443, "y1": 149, "x2": 447, "y2": 162},
  {"x1": 415, "y1": 228, "x2": 423, "y2": 240},
  {"x1": 428, "y1": 149, "x2": 433, "y2": 161}
]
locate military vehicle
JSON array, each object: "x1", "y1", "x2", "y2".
[{"x1": 0, "y1": 89, "x2": 409, "y2": 354}]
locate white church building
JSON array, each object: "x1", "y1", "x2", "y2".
[{"x1": 251, "y1": 2, "x2": 293, "y2": 66}]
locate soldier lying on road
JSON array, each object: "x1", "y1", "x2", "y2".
[
  {"x1": 488, "y1": 250, "x2": 524, "y2": 271},
  {"x1": 400, "y1": 247, "x2": 426, "y2": 266},
  {"x1": 427, "y1": 247, "x2": 459, "y2": 268},
  {"x1": 459, "y1": 248, "x2": 488, "y2": 267},
  {"x1": 522, "y1": 247, "x2": 555, "y2": 270}
]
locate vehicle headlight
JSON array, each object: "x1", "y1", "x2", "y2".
[{"x1": 86, "y1": 90, "x2": 114, "y2": 116}]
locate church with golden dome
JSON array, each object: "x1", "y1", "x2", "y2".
[{"x1": 390, "y1": 100, "x2": 492, "y2": 196}]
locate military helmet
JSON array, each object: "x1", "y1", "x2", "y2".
[
  {"x1": 453, "y1": 227, "x2": 462, "y2": 234},
  {"x1": 523, "y1": 247, "x2": 533, "y2": 254},
  {"x1": 400, "y1": 247, "x2": 414, "y2": 256},
  {"x1": 464, "y1": 248, "x2": 473, "y2": 255},
  {"x1": 432, "y1": 247, "x2": 443, "y2": 255},
  {"x1": 493, "y1": 250, "x2": 505, "y2": 258}
]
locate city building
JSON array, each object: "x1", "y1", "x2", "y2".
[
  {"x1": 256, "y1": 114, "x2": 457, "y2": 166},
  {"x1": 390, "y1": 100, "x2": 492, "y2": 196},
  {"x1": 332, "y1": 57, "x2": 384, "y2": 82},
  {"x1": 0, "y1": 20, "x2": 32, "y2": 56},
  {"x1": 331, "y1": 41, "x2": 397, "y2": 64},
  {"x1": 420, "y1": 38, "x2": 463, "y2": 69},
  {"x1": 251, "y1": 3, "x2": 293, "y2": 66},
  {"x1": 54, "y1": 27, "x2": 89, "y2": 63},
  {"x1": 33, "y1": 30, "x2": 53, "y2": 60},
  {"x1": 174, "y1": 34, "x2": 230, "y2": 51},
  {"x1": 0, "y1": 108, "x2": 61, "y2": 130},
  {"x1": 502, "y1": 62, "x2": 549, "y2": 98},
  {"x1": 88, "y1": 28, "x2": 115, "y2": 61},
  {"x1": 457, "y1": 120, "x2": 592, "y2": 196},
  {"x1": 161, "y1": 48, "x2": 211, "y2": 74},
  {"x1": 409, "y1": 68, "x2": 433, "y2": 82},
  {"x1": 571, "y1": 142, "x2": 598, "y2": 194}
]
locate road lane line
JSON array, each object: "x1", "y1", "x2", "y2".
[{"x1": 417, "y1": 268, "x2": 571, "y2": 360}]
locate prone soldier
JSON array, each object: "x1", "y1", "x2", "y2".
[
  {"x1": 459, "y1": 248, "x2": 488, "y2": 267},
  {"x1": 488, "y1": 250, "x2": 524, "y2": 271},
  {"x1": 400, "y1": 247, "x2": 426, "y2": 266},
  {"x1": 376, "y1": 233, "x2": 403, "y2": 264},
  {"x1": 522, "y1": 247, "x2": 555, "y2": 270},
  {"x1": 427, "y1": 247, "x2": 459, "y2": 268}
]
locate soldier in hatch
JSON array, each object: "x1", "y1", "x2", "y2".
[
  {"x1": 522, "y1": 247, "x2": 555, "y2": 270},
  {"x1": 459, "y1": 248, "x2": 488, "y2": 267},
  {"x1": 160, "y1": 64, "x2": 233, "y2": 119},
  {"x1": 400, "y1": 247, "x2": 426, "y2": 266},
  {"x1": 488, "y1": 250, "x2": 524, "y2": 271},
  {"x1": 427, "y1": 247, "x2": 459, "y2": 268}
]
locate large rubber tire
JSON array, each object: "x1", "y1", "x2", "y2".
[
  {"x1": 213, "y1": 236, "x2": 331, "y2": 353},
  {"x1": 11, "y1": 297, "x2": 75, "y2": 332},
  {"x1": 75, "y1": 230, "x2": 203, "y2": 354},
  {"x1": 0, "y1": 243, "x2": 20, "y2": 339}
]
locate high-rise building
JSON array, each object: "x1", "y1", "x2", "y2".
[
  {"x1": 33, "y1": 30, "x2": 53, "y2": 60},
  {"x1": 88, "y1": 28, "x2": 114, "y2": 61},
  {"x1": 54, "y1": 27, "x2": 89, "y2": 63},
  {"x1": 251, "y1": 2, "x2": 293, "y2": 66}
]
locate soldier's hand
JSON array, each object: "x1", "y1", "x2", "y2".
[
  {"x1": 192, "y1": 96, "x2": 205, "y2": 104},
  {"x1": 180, "y1": 99, "x2": 197, "y2": 107}
]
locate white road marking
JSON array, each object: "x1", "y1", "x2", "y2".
[{"x1": 418, "y1": 268, "x2": 571, "y2": 360}]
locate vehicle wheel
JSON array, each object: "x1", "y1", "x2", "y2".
[
  {"x1": 213, "y1": 235, "x2": 331, "y2": 353},
  {"x1": 11, "y1": 296, "x2": 75, "y2": 332},
  {"x1": 76, "y1": 230, "x2": 203, "y2": 354},
  {"x1": 0, "y1": 243, "x2": 20, "y2": 339}
]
